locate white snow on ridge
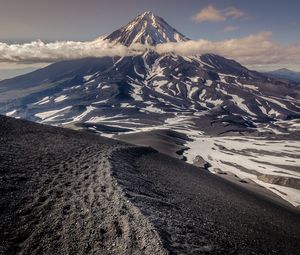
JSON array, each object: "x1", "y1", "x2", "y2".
[
  {"x1": 230, "y1": 94, "x2": 256, "y2": 116},
  {"x1": 268, "y1": 109, "x2": 281, "y2": 117},
  {"x1": 63, "y1": 85, "x2": 82, "y2": 91},
  {"x1": 204, "y1": 80, "x2": 213, "y2": 87},
  {"x1": 198, "y1": 89, "x2": 206, "y2": 99},
  {"x1": 85, "y1": 79, "x2": 95, "y2": 84},
  {"x1": 5, "y1": 110, "x2": 16, "y2": 116},
  {"x1": 190, "y1": 77, "x2": 199, "y2": 83},
  {"x1": 86, "y1": 114, "x2": 126, "y2": 123},
  {"x1": 128, "y1": 80, "x2": 143, "y2": 101},
  {"x1": 218, "y1": 74, "x2": 228, "y2": 84},
  {"x1": 164, "y1": 115, "x2": 195, "y2": 128},
  {"x1": 260, "y1": 96, "x2": 289, "y2": 110},
  {"x1": 101, "y1": 85, "x2": 110, "y2": 90},
  {"x1": 35, "y1": 106, "x2": 72, "y2": 120},
  {"x1": 142, "y1": 104, "x2": 165, "y2": 114},
  {"x1": 218, "y1": 73, "x2": 238, "y2": 79},
  {"x1": 134, "y1": 65, "x2": 144, "y2": 78},
  {"x1": 279, "y1": 119, "x2": 300, "y2": 132},
  {"x1": 73, "y1": 106, "x2": 96, "y2": 122},
  {"x1": 188, "y1": 87, "x2": 199, "y2": 99},
  {"x1": 206, "y1": 98, "x2": 223, "y2": 106},
  {"x1": 54, "y1": 95, "x2": 68, "y2": 103},
  {"x1": 258, "y1": 105, "x2": 268, "y2": 115},
  {"x1": 92, "y1": 98, "x2": 110, "y2": 105},
  {"x1": 83, "y1": 74, "x2": 95, "y2": 81},
  {"x1": 198, "y1": 59, "x2": 214, "y2": 69},
  {"x1": 243, "y1": 84, "x2": 258, "y2": 91},
  {"x1": 33, "y1": 96, "x2": 50, "y2": 105},
  {"x1": 152, "y1": 80, "x2": 173, "y2": 97},
  {"x1": 182, "y1": 56, "x2": 193, "y2": 63},
  {"x1": 120, "y1": 103, "x2": 135, "y2": 108},
  {"x1": 152, "y1": 80, "x2": 168, "y2": 88}
]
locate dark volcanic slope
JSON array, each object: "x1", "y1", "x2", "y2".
[
  {"x1": 1, "y1": 116, "x2": 300, "y2": 255},
  {"x1": 0, "y1": 116, "x2": 165, "y2": 255}
]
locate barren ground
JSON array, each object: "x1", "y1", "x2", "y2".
[{"x1": 1, "y1": 116, "x2": 300, "y2": 254}]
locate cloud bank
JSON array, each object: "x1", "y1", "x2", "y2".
[
  {"x1": 1, "y1": 33, "x2": 300, "y2": 70},
  {"x1": 192, "y1": 5, "x2": 245, "y2": 23},
  {"x1": 156, "y1": 32, "x2": 300, "y2": 66},
  {"x1": 0, "y1": 37, "x2": 143, "y2": 64}
]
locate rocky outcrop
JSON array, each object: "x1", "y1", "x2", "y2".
[{"x1": 258, "y1": 174, "x2": 300, "y2": 189}]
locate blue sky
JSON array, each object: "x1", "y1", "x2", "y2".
[
  {"x1": 0, "y1": 0, "x2": 300, "y2": 77},
  {"x1": 1, "y1": 0, "x2": 299, "y2": 44}
]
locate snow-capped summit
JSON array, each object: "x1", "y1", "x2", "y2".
[
  {"x1": 105, "y1": 11, "x2": 188, "y2": 46},
  {"x1": 1, "y1": 11, "x2": 299, "y2": 129},
  {"x1": 1, "y1": 12, "x2": 299, "y2": 129}
]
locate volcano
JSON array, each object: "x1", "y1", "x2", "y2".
[
  {"x1": 1, "y1": 11, "x2": 299, "y2": 128},
  {"x1": 106, "y1": 11, "x2": 188, "y2": 46}
]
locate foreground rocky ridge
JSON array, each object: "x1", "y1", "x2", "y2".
[
  {"x1": 0, "y1": 116, "x2": 166, "y2": 255},
  {"x1": 1, "y1": 116, "x2": 300, "y2": 254}
]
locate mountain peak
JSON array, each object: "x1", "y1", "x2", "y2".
[
  {"x1": 105, "y1": 12, "x2": 188, "y2": 46},
  {"x1": 139, "y1": 10, "x2": 155, "y2": 17}
]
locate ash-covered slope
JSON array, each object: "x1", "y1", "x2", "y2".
[
  {"x1": 0, "y1": 115, "x2": 166, "y2": 255},
  {"x1": 1, "y1": 115, "x2": 300, "y2": 254}
]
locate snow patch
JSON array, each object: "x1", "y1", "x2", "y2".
[
  {"x1": 204, "y1": 80, "x2": 213, "y2": 87},
  {"x1": 5, "y1": 110, "x2": 16, "y2": 116},
  {"x1": 73, "y1": 106, "x2": 96, "y2": 122},
  {"x1": 83, "y1": 74, "x2": 95, "y2": 81},
  {"x1": 33, "y1": 96, "x2": 50, "y2": 105},
  {"x1": 35, "y1": 106, "x2": 71, "y2": 120},
  {"x1": 54, "y1": 95, "x2": 68, "y2": 103}
]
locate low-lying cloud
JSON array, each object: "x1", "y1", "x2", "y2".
[
  {"x1": 156, "y1": 32, "x2": 300, "y2": 66},
  {"x1": 0, "y1": 37, "x2": 143, "y2": 63},
  {"x1": 1, "y1": 32, "x2": 300, "y2": 70}
]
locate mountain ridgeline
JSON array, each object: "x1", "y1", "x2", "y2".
[{"x1": 0, "y1": 11, "x2": 299, "y2": 136}]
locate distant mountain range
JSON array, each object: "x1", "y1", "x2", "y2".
[{"x1": 265, "y1": 68, "x2": 300, "y2": 83}]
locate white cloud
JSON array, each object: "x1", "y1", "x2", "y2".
[
  {"x1": 155, "y1": 32, "x2": 300, "y2": 66},
  {"x1": 192, "y1": 5, "x2": 245, "y2": 23},
  {"x1": 0, "y1": 32, "x2": 300, "y2": 71},
  {"x1": 223, "y1": 26, "x2": 239, "y2": 32},
  {"x1": 224, "y1": 7, "x2": 245, "y2": 19},
  {"x1": 192, "y1": 5, "x2": 225, "y2": 23},
  {"x1": 0, "y1": 37, "x2": 146, "y2": 64}
]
